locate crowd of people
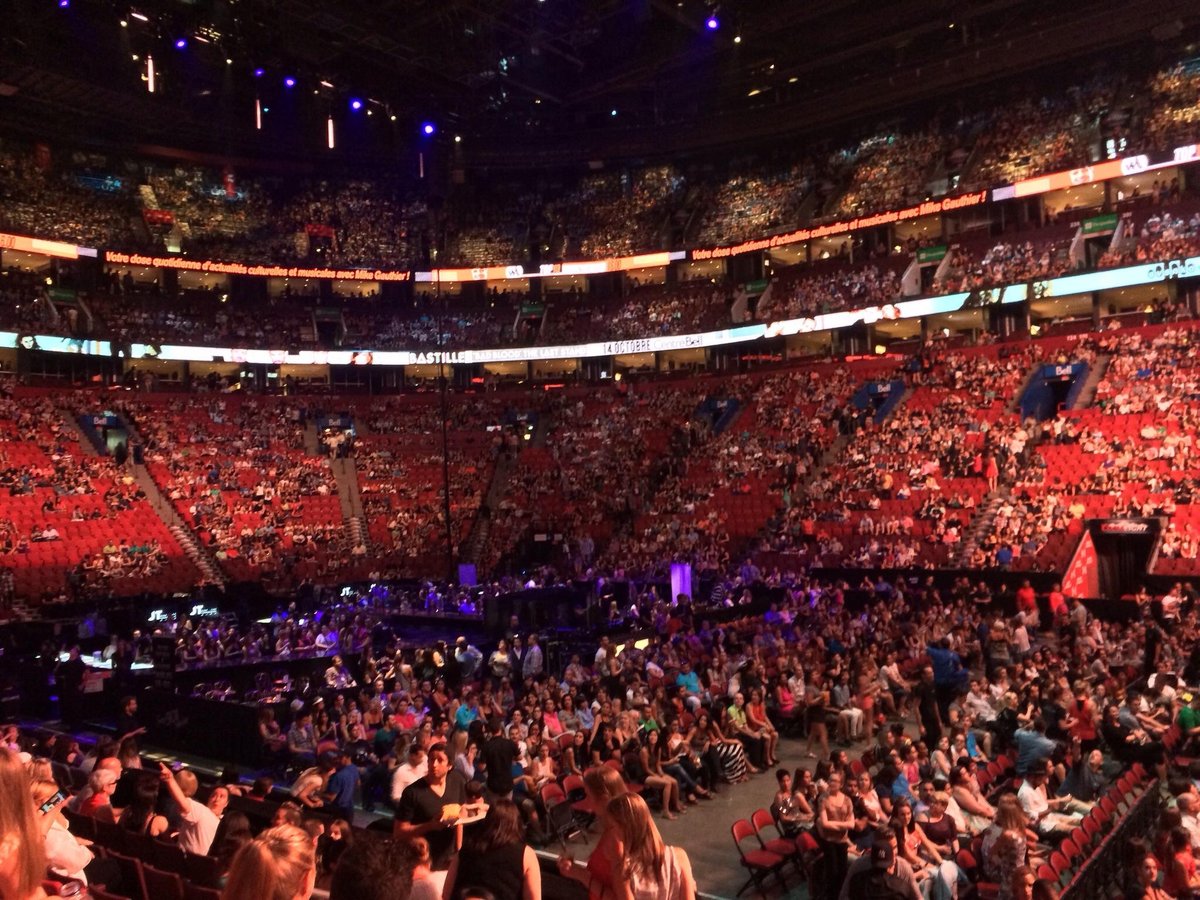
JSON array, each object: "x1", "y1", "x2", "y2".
[
  {"x1": 0, "y1": 385, "x2": 201, "y2": 606},
  {"x1": 117, "y1": 394, "x2": 356, "y2": 588},
  {"x1": 7, "y1": 541, "x2": 1200, "y2": 899},
  {"x1": 1101, "y1": 205, "x2": 1200, "y2": 271},
  {"x1": 832, "y1": 131, "x2": 942, "y2": 219},
  {"x1": 3, "y1": 175, "x2": 1196, "y2": 363},
  {"x1": 695, "y1": 164, "x2": 815, "y2": 247},
  {"x1": 545, "y1": 168, "x2": 685, "y2": 260},
  {"x1": 1141, "y1": 62, "x2": 1200, "y2": 153},
  {"x1": 2, "y1": 57, "x2": 1198, "y2": 280}
]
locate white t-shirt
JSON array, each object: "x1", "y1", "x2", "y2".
[
  {"x1": 391, "y1": 760, "x2": 428, "y2": 803},
  {"x1": 177, "y1": 797, "x2": 220, "y2": 855},
  {"x1": 410, "y1": 871, "x2": 446, "y2": 900},
  {"x1": 45, "y1": 820, "x2": 93, "y2": 884},
  {"x1": 1017, "y1": 781, "x2": 1048, "y2": 823}
]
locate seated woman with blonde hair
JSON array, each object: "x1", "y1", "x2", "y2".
[
  {"x1": 221, "y1": 824, "x2": 317, "y2": 900},
  {"x1": 606, "y1": 793, "x2": 696, "y2": 900},
  {"x1": 0, "y1": 747, "x2": 50, "y2": 900}
]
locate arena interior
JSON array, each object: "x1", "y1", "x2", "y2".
[{"x1": 4, "y1": 1, "x2": 1200, "y2": 898}]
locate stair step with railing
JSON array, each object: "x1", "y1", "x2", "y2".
[
  {"x1": 1071, "y1": 354, "x2": 1111, "y2": 410},
  {"x1": 131, "y1": 465, "x2": 226, "y2": 587}
]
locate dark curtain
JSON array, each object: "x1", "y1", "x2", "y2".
[{"x1": 1092, "y1": 530, "x2": 1157, "y2": 599}]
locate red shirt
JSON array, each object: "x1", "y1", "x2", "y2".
[
  {"x1": 1016, "y1": 586, "x2": 1037, "y2": 612},
  {"x1": 1163, "y1": 848, "x2": 1196, "y2": 898},
  {"x1": 80, "y1": 792, "x2": 109, "y2": 819}
]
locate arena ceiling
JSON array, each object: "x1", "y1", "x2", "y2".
[{"x1": 2, "y1": 0, "x2": 1200, "y2": 170}]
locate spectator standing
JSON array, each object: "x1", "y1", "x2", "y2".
[
  {"x1": 482, "y1": 716, "x2": 520, "y2": 801},
  {"x1": 606, "y1": 793, "x2": 696, "y2": 900},
  {"x1": 915, "y1": 667, "x2": 943, "y2": 746},
  {"x1": 816, "y1": 771, "x2": 855, "y2": 900},
  {"x1": 393, "y1": 743, "x2": 468, "y2": 872},
  {"x1": 159, "y1": 763, "x2": 221, "y2": 856},
  {"x1": 556, "y1": 766, "x2": 628, "y2": 898},
  {"x1": 326, "y1": 749, "x2": 361, "y2": 822},
  {"x1": 455, "y1": 638, "x2": 483, "y2": 682},
  {"x1": 392, "y1": 744, "x2": 429, "y2": 807},
  {"x1": 523, "y1": 634, "x2": 544, "y2": 680},
  {"x1": 443, "y1": 799, "x2": 542, "y2": 900}
]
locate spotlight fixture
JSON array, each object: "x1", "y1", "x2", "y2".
[
  {"x1": 58, "y1": 0, "x2": 69, "y2": 9},
  {"x1": 706, "y1": 15, "x2": 719, "y2": 29},
  {"x1": 422, "y1": 122, "x2": 436, "y2": 135},
  {"x1": 350, "y1": 98, "x2": 363, "y2": 111},
  {"x1": 284, "y1": 76, "x2": 296, "y2": 87},
  {"x1": 174, "y1": 37, "x2": 187, "y2": 49},
  {"x1": 253, "y1": 68, "x2": 264, "y2": 77}
]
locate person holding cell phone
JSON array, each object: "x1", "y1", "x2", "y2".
[{"x1": 30, "y1": 777, "x2": 122, "y2": 890}]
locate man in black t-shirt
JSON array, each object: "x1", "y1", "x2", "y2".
[
  {"x1": 844, "y1": 838, "x2": 920, "y2": 900},
  {"x1": 116, "y1": 695, "x2": 145, "y2": 741},
  {"x1": 393, "y1": 743, "x2": 468, "y2": 871},
  {"x1": 481, "y1": 717, "x2": 518, "y2": 800},
  {"x1": 915, "y1": 666, "x2": 942, "y2": 746}
]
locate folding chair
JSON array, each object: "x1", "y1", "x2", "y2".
[{"x1": 732, "y1": 818, "x2": 786, "y2": 897}]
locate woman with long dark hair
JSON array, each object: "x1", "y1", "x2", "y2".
[
  {"x1": 444, "y1": 799, "x2": 541, "y2": 900},
  {"x1": 705, "y1": 707, "x2": 752, "y2": 782},
  {"x1": 116, "y1": 771, "x2": 168, "y2": 837},
  {"x1": 650, "y1": 728, "x2": 707, "y2": 804}
]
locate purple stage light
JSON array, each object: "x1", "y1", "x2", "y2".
[
  {"x1": 706, "y1": 15, "x2": 719, "y2": 29},
  {"x1": 174, "y1": 37, "x2": 187, "y2": 49},
  {"x1": 284, "y1": 76, "x2": 296, "y2": 87},
  {"x1": 350, "y1": 98, "x2": 363, "y2": 111},
  {"x1": 422, "y1": 122, "x2": 436, "y2": 135}
]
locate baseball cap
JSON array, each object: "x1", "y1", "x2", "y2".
[{"x1": 871, "y1": 842, "x2": 895, "y2": 865}]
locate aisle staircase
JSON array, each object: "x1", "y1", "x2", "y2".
[
  {"x1": 461, "y1": 451, "x2": 516, "y2": 565},
  {"x1": 302, "y1": 422, "x2": 322, "y2": 456},
  {"x1": 1070, "y1": 354, "x2": 1111, "y2": 410},
  {"x1": 1007, "y1": 363, "x2": 1044, "y2": 415},
  {"x1": 130, "y1": 465, "x2": 226, "y2": 587},
  {"x1": 330, "y1": 457, "x2": 368, "y2": 551},
  {"x1": 62, "y1": 414, "x2": 102, "y2": 457},
  {"x1": 949, "y1": 489, "x2": 1008, "y2": 567}
]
